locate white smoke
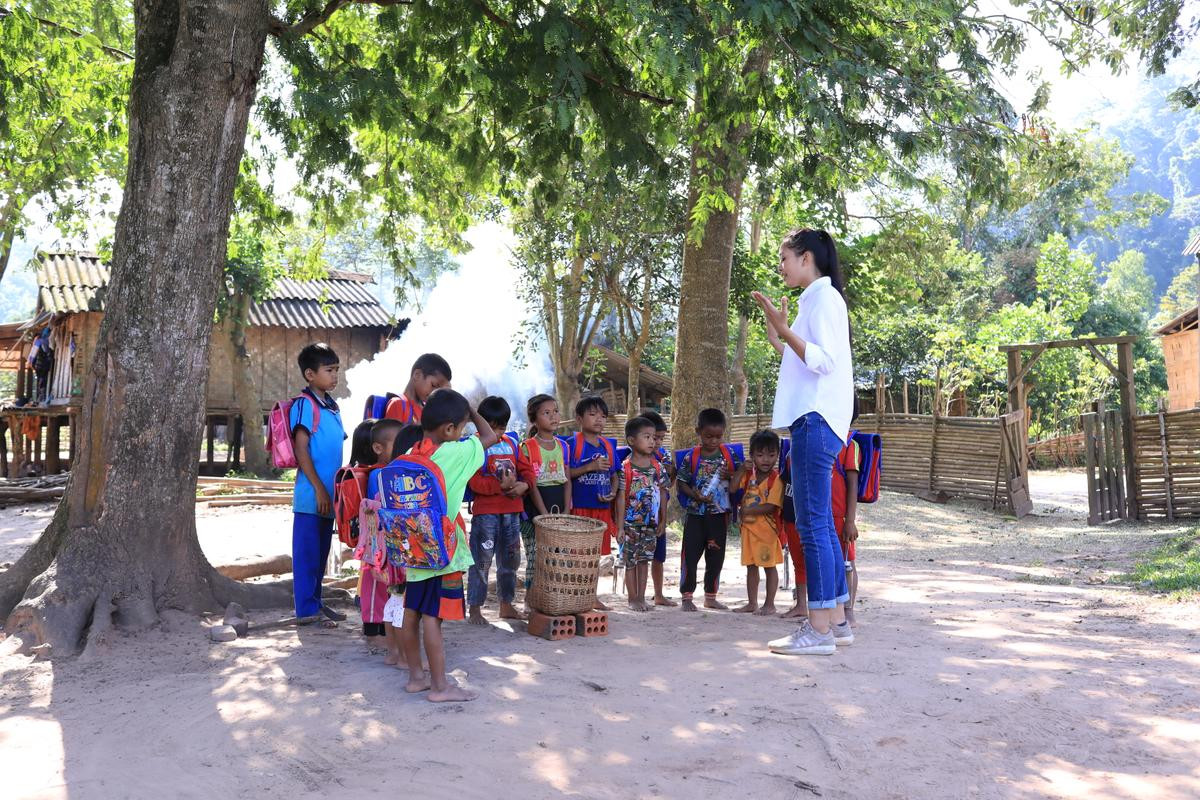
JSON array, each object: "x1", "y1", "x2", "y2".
[{"x1": 342, "y1": 220, "x2": 554, "y2": 449}]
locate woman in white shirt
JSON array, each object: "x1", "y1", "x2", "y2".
[{"x1": 752, "y1": 229, "x2": 854, "y2": 656}]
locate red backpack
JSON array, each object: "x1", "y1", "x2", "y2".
[
  {"x1": 266, "y1": 393, "x2": 321, "y2": 469},
  {"x1": 383, "y1": 395, "x2": 419, "y2": 424},
  {"x1": 333, "y1": 464, "x2": 374, "y2": 547},
  {"x1": 523, "y1": 436, "x2": 569, "y2": 476}
]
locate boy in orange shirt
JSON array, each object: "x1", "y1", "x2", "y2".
[
  {"x1": 833, "y1": 437, "x2": 862, "y2": 626},
  {"x1": 731, "y1": 430, "x2": 785, "y2": 615}
]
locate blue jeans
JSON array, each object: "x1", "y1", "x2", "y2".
[
  {"x1": 790, "y1": 413, "x2": 850, "y2": 609},
  {"x1": 292, "y1": 513, "x2": 333, "y2": 617},
  {"x1": 468, "y1": 512, "x2": 522, "y2": 606}
]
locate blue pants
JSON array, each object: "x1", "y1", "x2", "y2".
[
  {"x1": 468, "y1": 512, "x2": 522, "y2": 606},
  {"x1": 790, "y1": 413, "x2": 850, "y2": 610},
  {"x1": 292, "y1": 512, "x2": 333, "y2": 617}
]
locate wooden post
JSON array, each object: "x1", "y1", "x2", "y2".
[
  {"x1": 1006, "y1": 350, "x2": 1023, "y2": 414},
  {"x1": 0, "y1": 419, "x2": 7, "y2": 478},
  {"x1": 1157, "y1": 398, "x2": 1175, "y2": 521},
  {"x1": 8, "y1": 413, "x2": 25, "y2": 477},
  {"x1": 206, "y1": 417, "x2": 216, "y2": 474},
  {"x1": 68, "y1": 409, "x2": 78, "y2": 466},
  {"x1": 875, "y1": 373, "x2": 885, "y2": 416},
  {"x1": 46, "y1": 416, "x2": 61, "y2": 474},
  {"x1": 1082, "y1": 410, "x2": 1099, "y2": 525},
  {"x1": 16, "y1": 357, "x2": 27, "y2": 401},
  {"x1": 903, "y1": 379, "x2": 910, "y2": 414},
  {"x1": 32, "y1": 417, "x2": 42, "y2": 471},
  {"x1": 928, "y1": 366, "x2": 942, "y2": 493},
  {"x1": 232, "y1": 416, "x2": 244, "y2": 470},
  {"x1": 1117, "y1": 341, "x2": 1138, "y2": 519}
]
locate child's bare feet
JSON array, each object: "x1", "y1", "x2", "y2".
[
  {"x1": 384, "y1": 650, "x2": 400, "y2": 666},
  {"x1": 427, "y1": 685, "x2": 478, "y2": 703},
  {"x1": 499, "y1": 603, "x2": 526, "y2": 620},
  {"x1": 733, "y1": 603, "x2": 758, "y2": 614},
  {"x1": 654, "y1": 595, "x2": 678, "y2": 607},
  {"x1": 681, "y1": 598, "x2": 698, "y2": 612},
  {"x1": 704, "y1": 597, "x2": 728, "y2": 611},
  {"x1": 845, "y1": 607, "x2": 857, "y2": 627},
  {"x1": 405, "y1": 673, "x2": 432, "y2": 693},
  {"x1": 593, "y1": 599, "x2": 611, "y2": 611},
  {"x1": 780, "y1": 604, "x2": 808, "y2": 619},
  {"x1": 467, "y1": 606, "x2": 487, "y2": 626},
  {"x1": 755, "y1": 604, "x2": 777, "y2": 616},
  {"x1": 633, "y1": 600, "x2": 651, "y2": 612}
]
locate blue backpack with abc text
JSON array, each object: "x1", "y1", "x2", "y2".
[{"x1": 374, "y1": 451, "x2": 457, "y2": 570}]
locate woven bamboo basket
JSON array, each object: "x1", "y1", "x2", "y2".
[{"x1": 529, "y1": 513, "x2": 606, "y2": 616}]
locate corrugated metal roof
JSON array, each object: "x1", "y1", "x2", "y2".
[
  {"x1": 37, "y1": 252, "x2": 109, "y2": 313},
  {"x1": 1185, "y1": 234, "x2": 1200, "y2": 257},
  {"x1": 33, "y1": 252, "x2": 390, "y2": 329}
]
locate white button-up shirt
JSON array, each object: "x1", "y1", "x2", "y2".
[{"x1": 770, "y1": 276, "x2": 854, "y2": 441}]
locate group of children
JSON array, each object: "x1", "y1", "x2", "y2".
[{"x1": 285, "y1": 344, "x2": 864, "y2": 702}]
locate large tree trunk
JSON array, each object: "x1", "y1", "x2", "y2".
[
  {"x1": 0, "y1": 1, "x2": 288, "y2": 656},
  {"x1": 220, "y1": 291, "x2": 270, "y2": 476},
  {"x1": 671, "y1": 46, "x2": 769, "y2": 449},
  {"x1": 730, "y1": 312, "x2": 750, "y2": 414},
  {"x1": 625, "y1": 266, "x2": 653, "y2": 414},
  {"x1": 0, "y1": 205, "x2": 16, "y2": 288}
]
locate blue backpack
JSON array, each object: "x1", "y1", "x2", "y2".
[
  {"x1": 673, "y1": 444, "x2": 744, "y2": 511},
  {"x1": 374, "y1": 451, "x2": 457, "y2": 570},
  {"x1": 780, "y1": 432, "x2": 882, "y2": 504},
  {"x1": 363, "y1": 392, "x2": 400, "y2": 421},
  {"x1": 463, "y1": 433, "x2": 523, "y2": 505}
]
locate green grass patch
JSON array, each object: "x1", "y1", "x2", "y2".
[{"x1": 1116, "y1": 530, "x2": 1200, "y2": 596}]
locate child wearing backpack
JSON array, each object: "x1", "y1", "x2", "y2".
[
  {"x1": 833, "y1": 437, "x2": 863, "y2": 626},
  {"x1": 337, "y1": 419, "x2": 404, "y2": 656},
  {"x1": 676, "y1": 408, "x2": 741, "y2": 612},
  {"x1": 639, "y1": 409, "x2": 677, "y2": 607},
  {"x1": 288, "y1": 343, "x2": 346, "y2": 624},
  {"x1": 730, "y1": 430, "x2": 785, "y2": 615},
  {"x1": 777, "y1": 448, "x2": 808, "y2": 620},
  {"x1": 397, "y1": 388, "x2": 495, "y2": 702},
  {"x1": 518, "y1": 394, "x2": 571, "y2": 596},
  {"x1": 466, "y1": 396, "x2": 535, "y2": 625},
  {"x1": 364, "y1": 352, "x2": 452, "y2": 424},
  {"x1": 567, "y1": 396, "x2": 620, "y2": 610},
  {"x1": 614, "y1": 416, "x2": 667, "y2": 612}
]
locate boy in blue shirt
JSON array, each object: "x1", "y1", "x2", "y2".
[
  {"x1": 290, "y1": 343, "x2": 346, "y2": 623},
  {"x1": 567, "y1": 395, "x2": 619, "y2": 610}
]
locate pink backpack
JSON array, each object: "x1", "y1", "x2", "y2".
[{"x1": 266, "y1": 394, "x2": 321, "y2": 469}]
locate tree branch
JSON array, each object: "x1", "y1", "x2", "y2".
[
  {"x1": 0, "y1": 6, "x2": 133, "y2": 60},
  {"x1": 269, "y1": 0, "x2": 414, "y2": 38}
]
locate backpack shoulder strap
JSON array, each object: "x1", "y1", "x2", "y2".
[
  {"x1": 572, "y1": 433, "x2": 584, "y2": 463},
  {"x1": 603, "y1": 437, "x2": 615, "y2": 462},
  {"x1": 623, "y1": 460, "x2": 633, "y2": 504},
  {"x1": 720, "y1": 444, "x2": 734, "y2": 473},
  {"x1": 293, "y1": 393, "x2": 320, "y2": 435},
  {"x1": 689, "y1": 446, "x2": 701, "y2": 474}
]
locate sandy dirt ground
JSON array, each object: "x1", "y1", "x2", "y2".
[{"x1": 1, "y1": 470, "x2": 1198, "y2": 800}]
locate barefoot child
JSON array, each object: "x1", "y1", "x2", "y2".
[
  {"x1": 519, "y1": 394, "x2": 572, "y2": 596},
  {"x1": 833, "y1": 437, "x2": 862, "y2": 626},
  {"x1": 676, "y1": 408, "x2": 740, "y2": 612},
  {"x1": 289, "y1": 343, "x2": 346, "y2": 624},
  {"x1": 640, "y1": 409, "x2": 677, "y2": 607},
  {"x1": 401, "y1": 389, "x2": 496, "y2": 702},
  {"x1": 466, "y1": 396, "x2": 534, "y2": 625},
  {"x1": 338, "y1": 418, "x2": 385, "y2": 649},
  {"x1": 731, "y1": 430, "x2": 784, "y2": 615},
  {"x1": 614, "y1": 416, "x2": 666, "y2": 612},
  {"x1": 567, "y1": 396, "x2": 619, "y2": 610},
  {"x1": 778, "y1": 449, "x2": 808, "y2": 619},
  {"x1": 367, "y1": 420, "x2": 419, "y2": 666}
]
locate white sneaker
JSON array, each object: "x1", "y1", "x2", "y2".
[
  {"x1": 769, "y1": 620, "x2": 836, "y2": 656},
  {"x1": 831, "y1": 621, "x2": 854, "y2": 646}
]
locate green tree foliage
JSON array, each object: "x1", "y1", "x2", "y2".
[
  {"x1": 1101, "y1": 250, "x2": 1156, "y2": 319},
  {"x1": 0, "y1": 3, "x2": 131, "y2": 282}
]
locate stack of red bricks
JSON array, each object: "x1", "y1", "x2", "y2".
[{"x1": 527, "y1": 609, "x2": 608, "y2": 640}]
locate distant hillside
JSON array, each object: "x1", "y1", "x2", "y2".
[{"x1": 1084, "y1": 76, "x2": 1200, "y2": 294}]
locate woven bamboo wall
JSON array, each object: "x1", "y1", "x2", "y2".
[
  {"x1": 598, "y1": 413, "x2": 778, "y2": 450},
  {"x1": 854, "y1": 413, "x2": 1007, "y2": 505},
  {"x1": 1162, "y1": 330, "x2": 1199, "y2": 412},
  {"x1": 1133, "y1": 407, "x2": 1200, "y2": 519}
]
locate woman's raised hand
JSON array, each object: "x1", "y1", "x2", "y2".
[{"x1": 752, "y1": 291, "x2": 789, "y2": 332}]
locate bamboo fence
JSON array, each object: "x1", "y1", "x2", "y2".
[{"x1": 1132, "y1": 405, "x2": 1200, "y2": 520}]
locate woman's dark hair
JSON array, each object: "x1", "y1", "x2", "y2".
[
  {"x1": 782, "y1": 228, "x2": 845, "y2": 297},
  {"x1": 421, "y1": 388, "x2": 471, "y2": 431},
  {"x1": 391, "y1": 423, "x2": 425, "y2": 460},
  {"x1": 526, "y1": 393, "x2": 556, "y2": 438},
  {"x1": 348, "y1": 419, "x2": 377, "y2": 466}
]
